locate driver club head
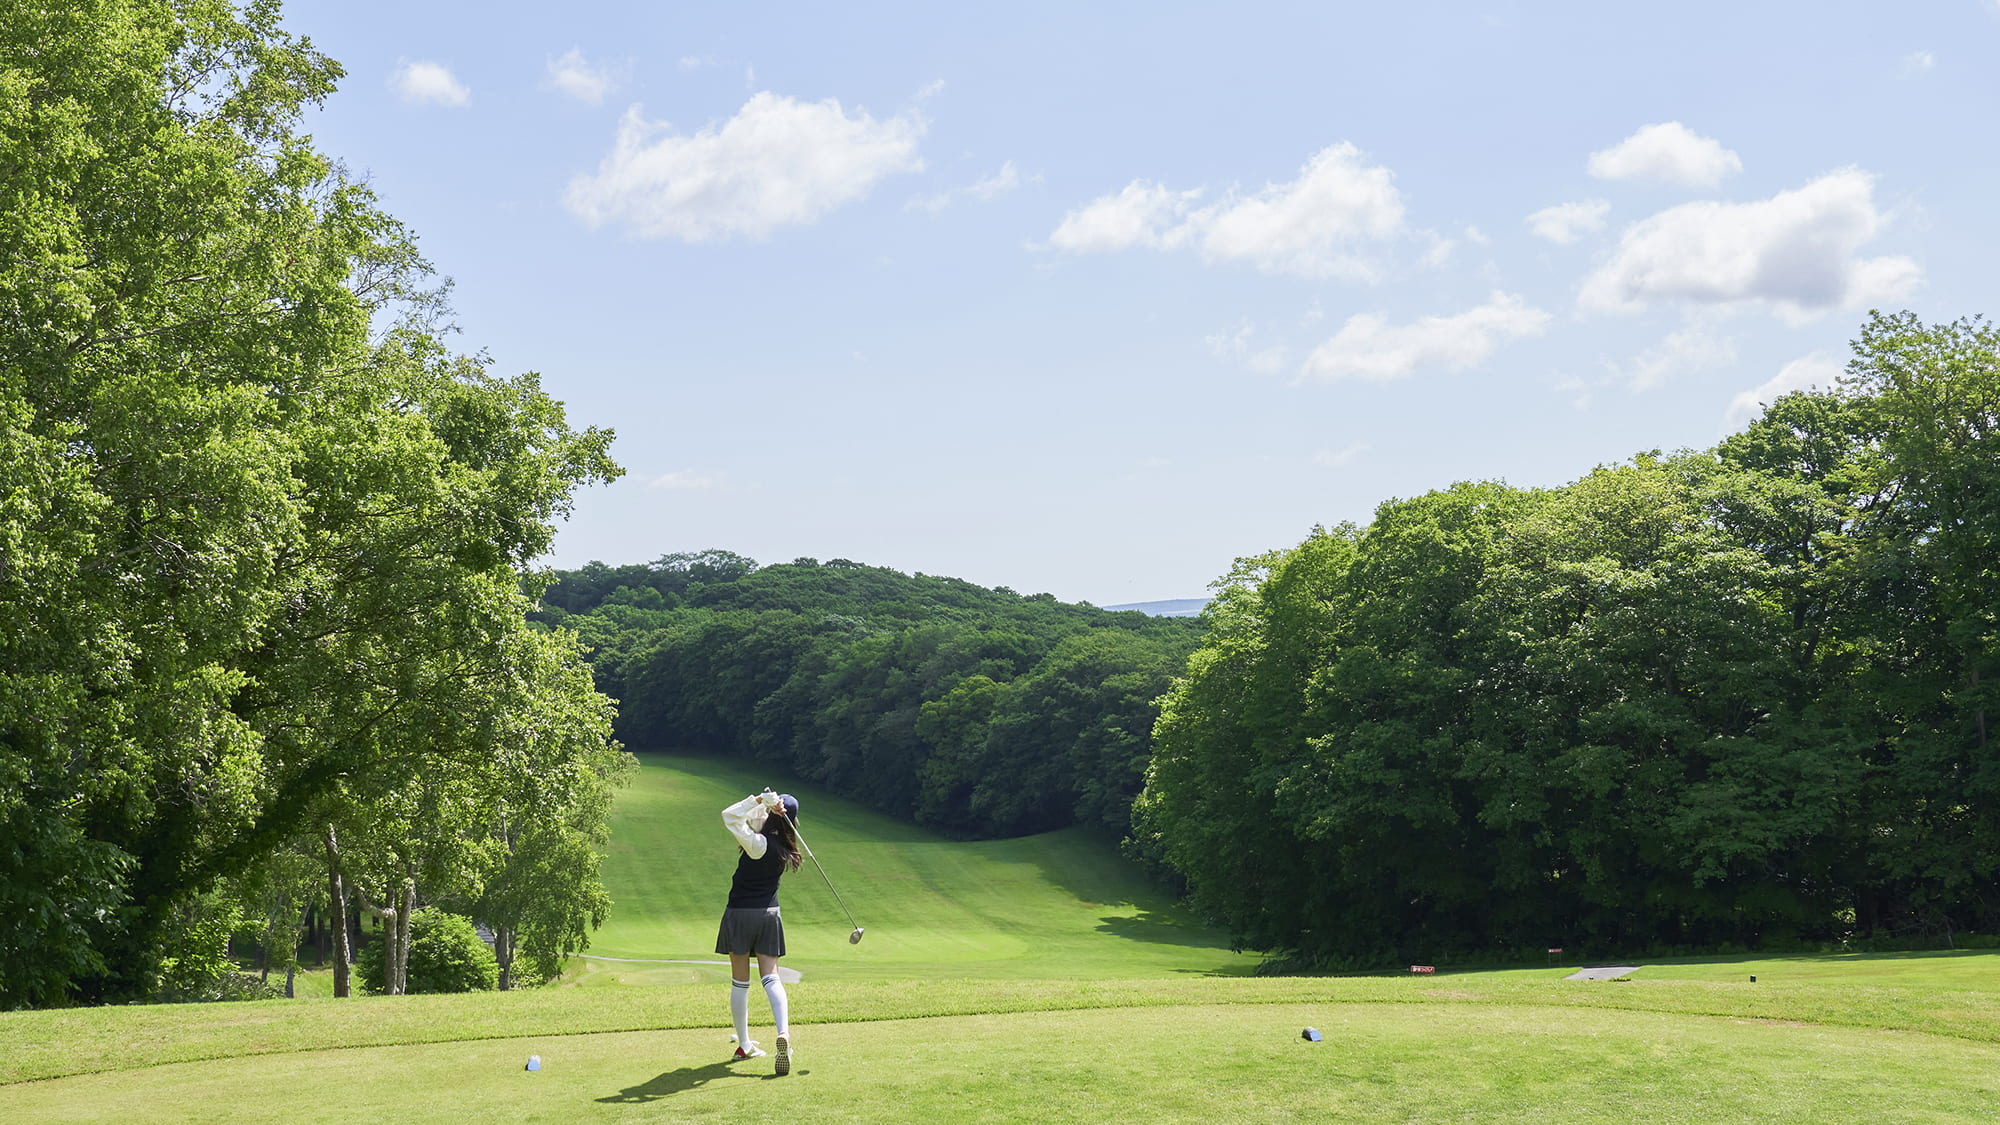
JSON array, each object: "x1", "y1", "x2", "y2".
[{"x1": 848, "y1": 927, "x2": 865, "y2": 945}]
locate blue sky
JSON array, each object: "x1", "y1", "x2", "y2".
[{"x1": 286, "y1": 0, "x2": 2000, "y2": 606}]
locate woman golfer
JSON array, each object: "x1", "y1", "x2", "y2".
[{"x1": 718, "y1": 789, "x2": 801, "y2": 1075}]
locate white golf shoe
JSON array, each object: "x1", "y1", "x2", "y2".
[{"x1": 774, "y1": 1032, "x2": 792, "y2": 1076}]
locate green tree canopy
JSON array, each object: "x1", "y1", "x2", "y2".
[{"x1": 0, "y1": 0, "x2": 621, "y2": 1006}]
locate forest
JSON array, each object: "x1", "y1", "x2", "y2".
[
  {"x1": 534, "y1": 553, "x2": 1201, "y2": 842},
  {"x1": 1136, "y1": 312, "x2": 2000, "y2": 966}
]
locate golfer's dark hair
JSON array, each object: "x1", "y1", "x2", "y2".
[{"x1": 763, "y1": 811, "x2": 804, "y2": 873}]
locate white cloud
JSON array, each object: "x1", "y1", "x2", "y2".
[
  {"x1": 1526, "y1": 199, "x2": 1610, "y2": 244},
  {"x1": 1588, "y1": 122, "x2": 1741, "y2": 188},
  {"x1": 1047, "y1": 181, "x2": 1202, "y2": 252},
  {"x1": 1204, "y1": 321, "x2": 1290, "y2": 375},
  {"x1": 1578, "y1": 169, "x2": 1919, "y2": 321},
  {"x1": 966, "y1": 160, "x2": 1019, "y2": 200},
  {"x1": 1420, "y1": 231, "x2": 1456, "y2": 267},
  {"x1": 648, "y1": 470, "x2": 725, "y2": 491},
  {"x1": 1047, "y1": 142, "x2": 1405, "y2": 278},
  {"x1": 547, "y1": 48, "x2": 615, "y2": 103},
  {"x1": 1300, "y1": 292, "x2": 1551, "y2": 382},
  {"x1": 1463, "y1": 225, "x2": 1491, "y2": 246},
  {"x1": 908, "y1": 160, "x2": 1020, "y2": 213},
  {"x1": 566, "y1": 93, "x2": 926, "y2": 241},
  {"x1": 391, "y1": 61, "x2": 470, "y2": 107},
  {"x1": 917, "y1": 79, "x2": 946, "y2": 100},
  {"x1": 1611, "y1": 324, "x2": 1736, "y2": 392},
  {"x1": 1724, "y1": 351, "x2": 1842, "y2": 430},
  {"x1": 1311, "y1": 444, "x2": 1369, "y2": 468},
  {"x1": 1902, "y1": 50, "x2": 1935, "y2": 75},
  {"x1": 1196, "y1": 144, "x2": 1405, "y2": 277}
]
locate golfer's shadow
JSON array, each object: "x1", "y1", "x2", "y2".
[{"x1": 597, "y1": 1060, "x2": 798, "y2": 1102}]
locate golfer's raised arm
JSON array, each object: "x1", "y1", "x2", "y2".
[{"x1": 722, "y1": 794, "x2": 769, "y2": 858}]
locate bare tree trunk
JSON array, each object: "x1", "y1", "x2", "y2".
[
  {"x1": 395, "y1": 878, "x2": 416, "y2": 994},
  {"x1": 378, "y1": 898, "x2": 400, "y2": 995},
  {"x1": 495, "y1": 927, "x2": 514, "y2": 991},
  {"x1": 325, "y1": 824, "x2": 351, "y2": 998},
  {"x1": 284, "y1": 962, "x2": 296, "y2": 999}
]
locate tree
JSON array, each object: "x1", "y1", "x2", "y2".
[{"x1": 0, "y1": 0, "x2": 621, "y2": 1005}]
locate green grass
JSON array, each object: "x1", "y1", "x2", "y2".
[
  {"x1": 4, "y1": 751, "x2": 1999, "y2": 1121},
  {"x1": 5, "y1": 971, "x2": 2000, "y2": 1121},
  {"x1": 580, "y1": 751, "x2": 1255, "y2": 982}
]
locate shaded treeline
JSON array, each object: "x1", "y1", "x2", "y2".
[
  {"x1": 536, "y1": 555, "x2": 1200, "y2": 840},
  {"x1": 1135, "y1": 312, "x2": 2000, "y2": 967}
]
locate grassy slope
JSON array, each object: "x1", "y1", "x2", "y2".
[{"x1": 577, "y1": 751, "x2": 1255, "y2": 982}]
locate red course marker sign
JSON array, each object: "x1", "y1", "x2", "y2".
[{"x1": 1409, "y1": 965, "x2": 1435, "y2": 974}]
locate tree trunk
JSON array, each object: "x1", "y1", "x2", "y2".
[
  {"x1": 495, "y1": 927, "x2": 515, "y2": 991},
  {"x1": 284, "y1": 962, "x2": 296, "y2": 999},
  {"x1": 379, "y1": 898, "x2": 400, "y2": 995},
  {"x1": 325, "y1": 823, "x2": 351, "y2": 998},
  {"x1": 395, "y1": 878, "x2": 415, "y2": 994}
]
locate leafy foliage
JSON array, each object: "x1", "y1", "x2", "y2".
[
  {"x1": 355, "y1": 910, "x2": 497, "y2": 994},
  {"x1": 539, "y1": 556, "x2": 1200, "y2": 840},
  {"x1": 1143, "y1": 312, "x2": 2000, "y2": 966},
  {"x1": 0, "y1": 0, "x2": 622, "y2": 1006}
]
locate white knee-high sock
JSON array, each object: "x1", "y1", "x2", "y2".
[
  {"x1": 762, "y1": 973, "x2": 789, "y2": 1036},
  {"x1": 730, "y1": 978, "x2": 752, "y2": 1045}
]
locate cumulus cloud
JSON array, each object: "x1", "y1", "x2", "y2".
[
  {"x1": 908, "y1": 160, "x2": 1021, "y2": 213},
  {"x1": 1578, "y1": 169, "x2": 1919, "y2": 321},
  {"x1": 1588, "y1": 122, "x2": 1741, "y2": 188},
  {"x1": 1300, "y1": 292, "x2": 1551, "y2": 382},
  {"x1": 1526, "y1": 199, "x2": 1610, "y2": 244},
  {"x1": 391, "y1": 61, "x2": 470, "y2": 107},
  {"x1": 1724, "y1": 351, "x2": 1843, "y2": 430},
  {"x1": 1047, "y1": 143, "x2": 1405, "y2": 279},
  {"x1": 547, "y1": 48, "x2": 616, "y2": 103},
  {"x1": 1611, "y1": 325, "x2": 1737, "y2": 392},
  {"x1": 566, "y1": 93, "x2": 925, "y2": 241},
  {"x1": 1047, "y1": 181, "x2": 1202, "y2": 252}
]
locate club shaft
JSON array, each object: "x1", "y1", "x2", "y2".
[{"x1": 780, "y1": 813, "x2": 859, "y2": 931}]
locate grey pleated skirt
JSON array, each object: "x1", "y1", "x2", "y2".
[{"x1": 715, "y1": 906, "x2": 787, "y2": 956}]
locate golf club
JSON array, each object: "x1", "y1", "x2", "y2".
[{"x1": 771, "y1": 803, "x2": 864, "y2": 944}]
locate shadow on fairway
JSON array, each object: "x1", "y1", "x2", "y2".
[{"x1": 597, "y1": 1060, "x2": 793, "y2": 1102}]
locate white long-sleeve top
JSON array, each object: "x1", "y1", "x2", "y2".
[{"x1": 722, "y1": 794, "x2": 772, "y2": 859}]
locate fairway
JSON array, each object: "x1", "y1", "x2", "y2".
[
  {"x1": 5, "y1": 750, "x2": 2000, "y2": 1122},
  {"x1": 581, "y1": 751, "x2": 1256, "y2": 981},
  {"x1": 6, "y1": 977, "x2": 2000, "y2": 1123}
]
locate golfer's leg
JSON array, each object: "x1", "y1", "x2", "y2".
[
  {"x1": 728, "y1": 952, "x2": 752, "y2": 1047},
  {"x1": 758, "y1": 953, "x2": 789, "y2": 1035}
]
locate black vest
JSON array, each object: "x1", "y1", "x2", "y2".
[{"x1": 727, "y1": 844, "x2": 786, "y2": 908}]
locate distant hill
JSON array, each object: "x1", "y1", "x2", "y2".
[{"x1": 1103, "y1": 598, "x2": 1210, "y2": 617}]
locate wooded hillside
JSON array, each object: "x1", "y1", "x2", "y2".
[{"x1": 536, "y1": 553, "x2": 1199, "y2": 841}]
